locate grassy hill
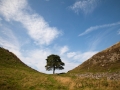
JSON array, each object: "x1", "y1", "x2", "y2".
[
  {"x1": 0, "y1": 47, "x2": 69, "y2": 90},
  {"x1": 69, "y1": 42, "x2": 120, "y2": 73},
  {"x1": 0, "y1": 43, "x2": 120, "y2": 90}
]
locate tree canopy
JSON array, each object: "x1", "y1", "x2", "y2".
[{"x1": 45, "y1": 54, "x2": 65, "y2": 74}]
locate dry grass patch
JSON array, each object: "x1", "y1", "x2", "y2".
[
  {"x1": 55, "y1": 76, "x2": 75, "y2": 90},
  {"x1": 72, "y1": 77, "x2": 120, "y2": 90},
  {"x1": 55, "y1": 76, "x2": 71, "y2": 84}
]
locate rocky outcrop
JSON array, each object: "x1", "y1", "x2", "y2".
[
  {"x1": 91, "y1": 42, "x2": 120, "y2": 65},
  {"x1": 71, "y1": 72, "x2": 120, "y2": 80}
]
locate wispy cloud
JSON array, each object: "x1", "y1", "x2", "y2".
[
  {"x1": 0, "y1": 26, "x2": 98, "y2": 73},
  {"x1": 0, "y1": 27, "x2": 78, "y2": 73},
  {"x1": 22, "y1": 49, "x2": 51, "y2": 73},
  {"x1": 0, "y1": 26, "x2": 51, "y2": 73},
  {"x1": 79, "y1": 22, "x2": 120, "y2": 36},
  {"x1": 0, "y1": 0, "x2": 99, "y2": 74},
  {"x1": 0, "y1": 0, "x2": 64, "y2": 73},
  {"x1": 67, "y1": 51, "x2": 97, "y2": 62},
  {"x1": 60, "y1": 46, "x2": 69, "y2": 55},
  {"x1": 67, "y1": 52, "x2": 76, "y2": 58},
  {"x1": 0, "y1": 0, "x2": 61, "y2": 45},
  {"x1": 0, "y1": 27, "x2": 21, "y2": 57},
  {"x1": 70, "y1": 0, "x2": 99, "y2": 14}
]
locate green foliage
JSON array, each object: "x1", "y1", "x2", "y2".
[{"x1": 45, "y1": 54, "x2": 65, "y2": 74}]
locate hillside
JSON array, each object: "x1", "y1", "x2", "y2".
[
  {"x1": 0, "y1": 47, "x2": 70, "y2": 90},
  {"x1": 0, "y1": 45, "x2": 120, "y2": 90},
  {"x1": 69, "y1": 42, "x2": 120, "y2": 73}
]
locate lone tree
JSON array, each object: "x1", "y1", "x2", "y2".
[{"x1": 45, "y1": 54, "x2": 65, "y2": 74}]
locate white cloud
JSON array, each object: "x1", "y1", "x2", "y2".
[
  {"x1": 70, "y1": 0, "x2": 99, "y2": 14},
  {"x1": 60, "y1": 46, "x2": 69, "y2": 55},
  {"x1": 0, "y1": 38, "x2": 21, "y2": 56},
  {"x1": 0, "y1": 27, "x2": 21, "y2": 57},
  {"x1": 88, "y1": 37, "x2": 102, "y2": 51},
  {"x1": 79, "y1": 22, "x2": 120, "y2": 36},
  {"x1": 0, "y1": 0, "x2": 61, "y2": 45},
  {"x1": 22, "y1": 49, "x2": 51, "y2": 73},
  {"x1": 67, "y1": 51, "x2": 97, "y2": 62},
  {"x1": 59, "y1": 57, "x2": 78, "y2": 72},
  {"x1": 0, "y1": 26, "x2": 72, "y2": 74},
  {"x1": 67, "y1": 52, "x2": 76, "y2": 58},
  {"x1": 0, "y1": 27, "x2": 51, "y2": 73},
  {"x1": 0, "y1": 0, "x2": 100, "y2": 74},
  {"x1": 0, "y1": 0, "x2": 65, "y2": 74},
  {"x1": 0, "y1": 26, "x2": 98, "y2": 74},
  {"x1": 75, "y1": 51, "x2": 97, "y2": 61}
]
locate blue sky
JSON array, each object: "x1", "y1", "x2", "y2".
[{"x1": 0, "y1": 0, "x2": 120, "y2": 74}]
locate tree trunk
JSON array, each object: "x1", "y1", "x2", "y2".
[{"x1": 53, "y1": 67, "x2": 55, "y2": 74}]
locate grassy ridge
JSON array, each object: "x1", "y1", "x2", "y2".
[
  {"x1": 69, "y1": 42, "x2": 120, "y2": 73},
  {"x1": 0, "y1": 46, "x2": 120, "y2": 90},
  {"x1": 0, "y1": 47, "x2": 68, "y2": 90}
]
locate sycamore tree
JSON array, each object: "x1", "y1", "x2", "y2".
[{"x1": 45, "y1": 54, "x2": 65, "y2": 74}]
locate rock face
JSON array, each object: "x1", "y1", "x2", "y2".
[{"x1": 69, "y1": 42, "x2": 120, "y2": 73}]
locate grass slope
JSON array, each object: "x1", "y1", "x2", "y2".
[
  {"x1": 0, "y1": 47, "x2": 68, "y2": 90},
  {"x1": 69, "y1": 42, "x2": 120, "y2": 73},
  {"x1": 0, "y1": 45, "x2": 120, "y2": 90}
]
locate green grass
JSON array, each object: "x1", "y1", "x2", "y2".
[
  {"x1": 0, "y1": 47, "x2": 68, "y2": 90},
  {"x1": 0, "y1": 47, "x2": 120, "y2": 90}
]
